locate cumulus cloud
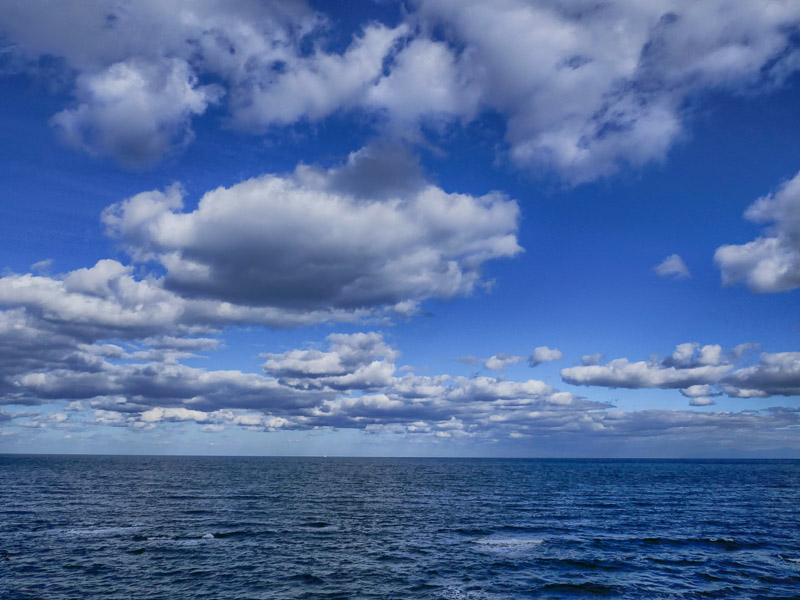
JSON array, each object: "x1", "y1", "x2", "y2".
[
  {"x1": 3, "y1": 2, "x2": 800, "y2": 178},
  {"x1": 529, "y1": 346, "x2": 563, "y2": 367},
  {"x1": 562, "y1": 358, "x2": 730, "y2": 389},
  {"x1": 262, "y1": 332, "x2": 399, "y2": 390},
  {"x1": 722, "y1": 352, "x2": 800, "y2": 398},
  {"x1": 654, "y1": 254, "x2": 691, "y2": 279},
  {"x1": 0, "y1": 0, "x2": 319, "y2": 71},
  {"x1": 231, "y1": 22, "x2": 407, "y2": 128},
  {"x1": 1, "y1": 322, "x2": 797, "y2": 447},
  {"x1": 715, "y1": 170, "x2": 800, "y2": 292},
  {"x1": 51, "y1": 58, "x2": 220, "y2": 166},
  {"x1": 680, "y1": 384, "x2": 719, "y2": 398},
  {"x1": 0, "y1": 257, "x2": 387, "y2": 337},
  {"x1": 414, "y1": 0, "x2": 800, "y2": 182},
  {"x1": 0, "y1": 140, "x2": 521, "y2": 337},
  {"x1": 13, "y1": 352, "x2": 329, "y2": 415},
  {"x1": 483, "y1": 353, "x2": 526, "y2": 371},
  {"x1": 663, "y1": 343, "x2": 725, "y2": 368},
  {"x1": 0, "y1": 0, "x2": 320, "y2": 164},
  {"x1": 0, "y1": 260, "x2": 187, "y2": 340},
  {"x1": 364, "y1": 36, "x2": 479, "y2": 127},
  {"x1": 562, "y1": 343, "x2": 800, "y2": 403},
  {"x1": 689, "y1": 397, "x2": 715, "y2": 407},
  {"x1": 102, "y1": 165, "x2": 520, "y2": 311},
  {"x1": 562, "y1": 342, "x2": 733, "y2": 389},
  {"x1": 0, "y1": 323, "x2": 604, "y2": 437}
]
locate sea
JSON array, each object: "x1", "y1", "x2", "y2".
[{"x1": 1, "y1": 456, "x2": 799, "y2": 599}]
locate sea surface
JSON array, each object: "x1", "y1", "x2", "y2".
[{"x1": 1, "y1": 456, "x2": 799, "y2": 599}]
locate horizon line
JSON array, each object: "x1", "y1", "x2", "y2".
[{"x1": 2, "y1": 452, "x2": 798, "y2": 460}]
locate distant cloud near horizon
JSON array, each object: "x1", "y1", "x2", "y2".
[
  {"x1": 0, "y1": 324, "x2": 795, "y2": 448},
  {"x1": 561, "y1": 343, "x2": 800, "y2": 401}
]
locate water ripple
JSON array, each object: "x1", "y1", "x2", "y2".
[{"x1": 1, "y1": 456, "x2": 799, "y2": 599}]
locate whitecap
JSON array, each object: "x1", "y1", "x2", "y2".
[{"x1": 63, "y1": 526, "x2": 140, "y2": 537}]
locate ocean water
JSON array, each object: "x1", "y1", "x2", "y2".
[{"x1": 1, "y1": 457, "x2": 799, "y2": 599}]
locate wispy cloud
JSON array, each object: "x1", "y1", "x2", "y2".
[{"x1": 654, "y1": 254, "x2": 691, "y2": 279}]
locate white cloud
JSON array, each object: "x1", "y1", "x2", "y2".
[
  {"x1": 697, "y1": 344, "x2": 725, "y2": 367},
  {"x1": 51, "y1": 59, "x2": 220, "y2": 166},
  {"x1": 0, "y1": 260, "x2": 186, "y2": 339},
  {"x1": 0, "y1": 0, "x2": 320, "y2": 163},
  {"x1": 680, "y1": 384, "x2": 718, "y2": 398},
  {"x1": 654, "y1": 254, "x2": 691, "y2": 279},
  {"x1": 562, "y1": 358, "x2": 730, "y2": 389},
  {"x1": 715, "y1": 170, "x2": 800, "y2": 292},
  {"x1": 262, "y1": 332, "x2": 399, "y2": 390},
  {"x1": 232, "y1": 23, "x2": 407, "y2": 128},
  {"x1": 0, "y1": 0, "x2": 318, "y2": 71},
  {"x1": 0, "y1": 140, "x2": 521, "y2": 334},
  {"x1": 1, "y1": 321, "x2": 797, "y2": 446},
  {"x1": 0, "y1": 258, "x2": 387, "y2": 337},
  {"x1": 663, "y1": 343, "x2": 725, "y2": 368},
  {"x1": 529, "y1": 346, "x2": 563, "y2": 367},
  {"x1": 0, "y1": 320, "x2": 603, "y2": 436},
  {"x1": 562, "y1": 342, "x2": 733, "y2": 389},
  {"x1": 562, "y1": 343, "x2": 800, "y2": 402},
  {"x1": 689, "y1": 397, "x2": 715, "y2": 407},
  {"x1": 103, "y1": 165, "x2": 521, "y2": 311},
  {"x1": 3, "y1": 2, "x2": 800, "y2": 179},
  {"x1": 365, "y1": 36, "x2": 479, "y2": 127},
  {"x1": 483, "y1": 353, "x2": 525, "y2": 371},
  {"x1": 413, "y1": 0, "x2": 800, "y2": 183},
  {"x1": 722, "y1": 352, "x2": 800, "y2": 398}
]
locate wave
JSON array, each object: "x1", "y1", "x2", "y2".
[
  {"x1": 287, "y1": 573, "x2": 325, "y2": 585},
  {"x1": 590, "y1": 535, "x2": 754, "y2": 551},
  {"x1": 473, "y1": 536, "x2": 544, "y2": 548},
  {"x1": 132, "y1": 529, "x2": 275, "y2": 543},
  {"x1": 541, "y1": 582, "x2": 620, "y2": 596},
  {"x1": 63, "y1": 526, "x2": 140, "y2": 537}
]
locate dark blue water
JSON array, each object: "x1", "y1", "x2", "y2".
[{"x1": 2, "y1": 457, "x2": 799, "y2": 599}]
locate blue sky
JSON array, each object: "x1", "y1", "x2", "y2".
[{"x1": 1, "y1": 0, "x2": 800, "y2": 457}]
